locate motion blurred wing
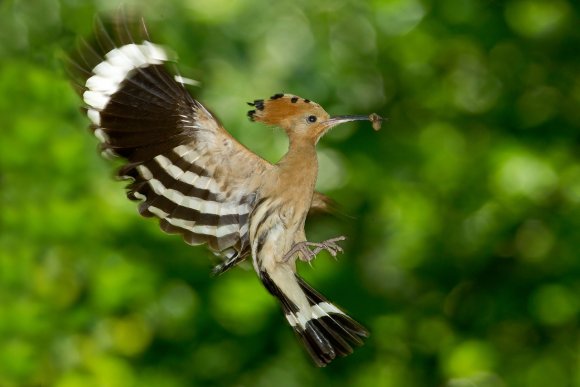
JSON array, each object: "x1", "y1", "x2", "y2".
[{"x1": 309, "y1": 192, "x2": 336, "y2": 215}]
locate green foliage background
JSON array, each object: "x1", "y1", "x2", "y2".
[{"x1": 1, "y1": 0, "x2": 579, "y2": 386}]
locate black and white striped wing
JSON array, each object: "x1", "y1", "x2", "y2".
[{"x1": 73, "y1": 20, "x2": 271, "y2": 264}]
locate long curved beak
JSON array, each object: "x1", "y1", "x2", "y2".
[
  {"x1": 322, "y1": 114, "x2": 384, "y2": 131},
  {"x1": 323, "y1": 115, "x2": 370, "y2": 127}
]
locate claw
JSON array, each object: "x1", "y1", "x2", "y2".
[{"x1": 282, "y1": 236, "x2": 346, "y2": 263}]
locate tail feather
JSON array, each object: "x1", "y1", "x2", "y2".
[
  {"x1": 260, "y1": 270, "x2": 368, "y2": 367},
  {"x1": 294, "y1": 275, "x2": 368, "y2": 366}
]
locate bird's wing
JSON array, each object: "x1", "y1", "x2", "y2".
[
  {"x1": 309, "y1": 192, "x2": 336, "y2": 215},
  {"x1": 71, "y1": 19, "x2": 272, "y2": 263}
]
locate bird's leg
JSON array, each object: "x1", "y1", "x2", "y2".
[
  {"x1": 309, "y1": 236, "x2": 346, "y2": 257},
  {"x1": 282, "y1": 236, "x2": 346, "y2": 263}
]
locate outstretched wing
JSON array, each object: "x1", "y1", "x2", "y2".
[{"x1": 70, "y1": 18, "x2": 271, "y2": 265}]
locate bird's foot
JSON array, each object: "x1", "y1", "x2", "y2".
[{"x1": 282, "y1": 236, "x2": 346, "y2": 263}]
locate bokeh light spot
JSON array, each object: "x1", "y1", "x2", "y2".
[
  {"x1": 108, "y1": 315, "x2": 153, "y2": 357},
  {"x1": 210, "y1": 273, "x2": 273, "y2": 334},
  {"x1": 443, "y1": 340, "x2": 497, "y2": 378},
  {"x1": 560, "y1": 164, "x2": 580, "y2": 205},
  {"x1": 530, "y1": 284, "x2": 578, "y2": 326},
  {"x1": 525, "y1": 355, "x2": 568, "y2": 387},
  {"x1": 491, "y1": 150, "x2": 558, "y2": 202},
  {"x1": 317, "y1": 148, "x2": 347, "y2": 191},
  {"x1": 505, "y1": 0, "x2": 570, "y2": 38},
  {"x1": 448, "y1": 55, "x2": 502, "y2": 114},
  {"x1": 186, "y1": 0, "x2": 247, "y2": 23},
  {"x1": 373, "y1": 0, "x2": 426, "y2": 36}
]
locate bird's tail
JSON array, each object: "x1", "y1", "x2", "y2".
[{"x1": 260, "y1": 271, "x2": 368, "y2": 367}]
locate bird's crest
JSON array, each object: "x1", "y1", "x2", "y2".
[{"x1": 247, "y1": 93, "x2": 321, "y2": 126}]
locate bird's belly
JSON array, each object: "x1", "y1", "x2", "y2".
[
  {"x1": 251, "y1": 221, "x2": 294, "y2": 273},
  {"x1": 248, "y1": 193, "x2": 310, "y2": 274}
]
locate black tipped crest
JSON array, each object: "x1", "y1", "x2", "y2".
[{"x1": 247, "y1": 99, "x2": 265, "y2": 110}]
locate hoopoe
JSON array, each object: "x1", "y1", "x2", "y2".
[{"x1": 70, "y1": 17, "x2": 383, "y2": 366}]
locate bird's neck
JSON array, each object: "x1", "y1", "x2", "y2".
[
  {"x1": 278, "y1": 137, "x2": 318, "y2": 173},
  {"x1": 274, "y1": 137, "x2": 319, "y2": 224}
]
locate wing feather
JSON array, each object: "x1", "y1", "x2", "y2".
[
  {"x1": 73, "y1": 18, "x2": 268, "y2": 265},
  {"x1": 72, "y1": 17, "x2": 329, "y2": 271}
]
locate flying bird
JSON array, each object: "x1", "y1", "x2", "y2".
[{"x1": 70, "y1": 17, "x2": 382, "y2": 366}]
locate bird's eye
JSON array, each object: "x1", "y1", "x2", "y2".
[{"x1": 307, "y1": 115, "x2": 317, "y2": 123}]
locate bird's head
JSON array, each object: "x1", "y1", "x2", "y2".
[{"x1": 247, "y1": 93, "x2": 382, "y2": 143}]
